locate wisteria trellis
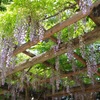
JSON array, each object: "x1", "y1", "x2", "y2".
[{"x1": 0, "y1": 0, "x2": 99, "y2": 99}]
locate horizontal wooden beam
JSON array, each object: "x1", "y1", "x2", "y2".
[
  {"x1": 89, "y1": 13, "x2": 100, "y2": 26},
  {"x1": 23, "y1": 47, "x2": 86, "y2": 78},
  {"x1": 47, "y1": 36, "x2": 86, "y2": 65},
  {"x1": 23, "y1": 42, "x2": 86, "y2": 70},
  {"x1": 39, "y1": 64, "x2": 100, "y2": 83},
  {"x1": 23, "y1": 51, "x2": 55, "y2": 71},
  {"x1": 49, "y1": 36, "x2": 58, "y2": 44},
  {"x1": 12, "y1": 1, "x2": 100, "y2": 56},
  {"x1": 89, "y1": 4, "x2": 100, "y2": 26},
  {"x1": 1, "y1": 27, "x2": 100, "y2": 79},
  {"x1": 76, "y1": 0, "x2": 100, "y2": 26},
  {"x1": 73, "y1": 52, "x2": 86, "y2": 65},
  {"x1": 23, "y1": 51, "x2": 35, "y2": 57},
  {"x1": 47, "y1": 83, "x2": 100, "y2": 97}
]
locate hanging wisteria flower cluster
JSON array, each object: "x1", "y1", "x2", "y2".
[
  {"x1": 31, "y1": 76, "x2": 38, "y2": 90},
  {"x1": 54, "y1": 16, "x2": 62, "y2": 89},
  {"x1": 53, "y1": 32, "x2": 62, "y2": 55},
  {"x1": 14, "y1": 19, "x2": 28, "y2": 46},
  {"x1": 55, "y1": 56, "x2": 61, "y2": 91},
  {"x1": 79, "y1": 34, "x2": 97, "y2": 79},
  {"x1": 79, "y1": 35, "x2": 86, "y2": 59},
  {"x1": 67, "y1": 33, "x2": 76, "y2": 72},
  {"x1": 20, "y1": 71, "x2": 31, "y2": 91},
  {"x1": 29, "y1": 19, "x2": 45, "y2": 42},
  {"x1": 0, "y1": 38, "x2": 16, "y2": 85},
  {"x1": 50, "y1": 69, "x2": 55, "y2": 95},
  {"x1": 29, "y1": 20, "x2": 38, "y2": 42},
  {"x1": 78, "y1": 18, "x2": 97, "y2": 84},
  {"x1": 2, "y1": 19, "x2": 29, "y2": 89},
  {"x1": 53, "y1": 13, "x2": 62, "y2": 54},
  {"x1": 86, "y1": 44, "x2": 97, "y2": 78},
  {"x1": 38, "y1": 23, "x2": 45, "y2": 42},
  {"x1": 79, "y1": 0, "x2": 92, "y2": 14}
]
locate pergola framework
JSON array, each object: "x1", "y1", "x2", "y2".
[
  {"x1": 12, "y1": 1, "x2": 100, "y2": 56},
  {"x1": 3, "y1": 26, "x2": 100, "y2": 77},
  {"x1": 47, "y1": 83, "x2": 100, "y2": 97},
  {"x1": 0, "y1": 0, "x2": 100, "y2": 99}
]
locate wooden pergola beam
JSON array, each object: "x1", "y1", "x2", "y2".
[
  {"x1": 23, "y1": 51, "x2": 35, "y2": 57},
  {"x1": 0, "y1": 27, "x2": 99, "y2": 79},
  {"x1": 49, "y1": 36, "x2": 58, "y2": 44},
  {"x1": 89, "y1": 5, "x2": 100, "y2": 26},
  {"x1": 23, "y1": 46, "x2": 86, "y2": 78},
  {"x1": 73, "y1": 52, "x2": 86, "y2": 65},
  {"x1": 76, "y1": 0, "x2": 100, "y2": 26},
  {"x1": 23, "y1": 51, "x2": 55, "y2": 70},
  {"x1": 89, "y1": 13, "x2": 100, "y2": 26},
  {"x1": 48, "y1": 35, "x2": 86, "y2": 65},
  {"x1": 47, "y1": 83, "x2": 100, "y2": 97},
  {"x1": 23, "y1": 50, "x2": 86, "y2": 75},
  {"x1": 23, "y1": 40, "x2": 86, "y2": 71},
  {"x1": 12, "y1": 1, "x2": 100, "y2": 56},
  {"x1": 39, "y1": 64, "x2": 100, "y2": 83}
]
